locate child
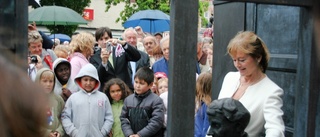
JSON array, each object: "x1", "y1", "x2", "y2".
[
  {"x1": 104, "y1": 78, "x2": 132, "y2": 137},
  {"x1": 54, "y1": 45, "x2": 70, "y2": 60},
  {"x1": 158, "y1": 78, "x2": 168, "y2": 95},
  {"x1": 151, "y1": 75, "x2": 159, "y2": 95},
  {"x1": 53, "y1": 58, "x2": 77, "y2": 101},
  {"x1": 194, "y1": 72, "x2": 212, "y2": 137},
  {"x1": 35, "y1": 68, "x2": 65, "y2": 137},
  {"x1": 158, "y1": 77, "x2": 169, "y2": 127},
  {"x1": 61, "y1": 64, "x2": 114, "y2": 137},
  {"x1": 152, "y1": 72, "x2": 167, "y2": 95},
  {"x1": 120, "y1": 67, "x2": 165, "y2": 137},
  {"x1": 53, "y1": 58, "x2": 78, "y2": 101}
]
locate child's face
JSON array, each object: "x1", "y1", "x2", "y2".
[
  {"x1": 55, "y1": 63, "x2": 71, "y2": 83},
  {"x1": 80, "y1": 76, "x2": 97, "y2": 92},
  {"x1": 109, "y1": 84, "x2": 122, "y2": 101},
  {"x1": 151, "y1": 77, "x2": 158, "y2": 93},
  {"x1": 55, "y1": 51, "x2": 68, "y2": 59},
  {"x1": 40, "y1": 71, "x2": 54, "y2": 94},
  {"x1": 134, "y1": 78, "x2": 152, "y2": 95},
  {"x1": 158, "y1": 81, "x2": 168, "y2": 95}
]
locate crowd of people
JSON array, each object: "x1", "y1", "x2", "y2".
[{"x1": 22, "y1": 22, "x2": 286, "y2": 137}]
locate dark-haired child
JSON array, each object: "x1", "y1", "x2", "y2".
[
  {"x1": 53, "y1": 58, "x2": 77, "y2": 101},
  {"x1": 104, "y1": 78, "x2": 132, "y2": 137},
  {"x1": 61, "y1": 64, "x2": 113, "y2": 137},
  {"x1": 120, "y1": 67, "x2": 165, "y2": 137}
]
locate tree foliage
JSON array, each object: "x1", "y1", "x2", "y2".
[
  {"x1": 105, "y1": 0, "x2": 209, "y2": 27},
  {"x1": 199, "y1": 1, "x2": 209, "y2": 27},
  {"x1": 39, "y1": 0, "x2": 91, "y2": 36},
  {"x1": 105, "y1": 0, "x2": 170, "y2": 23}
]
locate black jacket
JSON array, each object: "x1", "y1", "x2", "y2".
[
  {"x1": 89, "y1": 48, "x2": 102, "y2": 69},
  {"x1": 97, "y1": 44, "x2": 140, "y2": 91},
  {"x1": 120, "y1": 90, "x2": 165, "y2": 137}
]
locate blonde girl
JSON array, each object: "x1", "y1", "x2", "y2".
[{"x1": 194, "y1": 72, "x2": 212, "y2": 137}]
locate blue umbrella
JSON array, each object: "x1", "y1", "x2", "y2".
[
  {"x1": 49, "y1": 34, "x2": 71, "y2": 43},
  {"x1": 123, "y1": 10, "x2": 170, "y2": 34}
]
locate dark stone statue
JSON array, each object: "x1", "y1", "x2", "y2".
[{"x1": 206, "y1": 98, "x2": 250, "y2": 137}]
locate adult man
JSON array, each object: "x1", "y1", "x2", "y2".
[
  {"x1": 154, "y1": 32, "x2": 163, "y2": 44},
  {"x1": 197, "y1": 36, "x2": 211, "y2": 73},
  {"x1": 122, "y1": 28, "x2": 150, "y2": 84},
  {"x1": 98, "y1": 35, "x2": 141, "y2": 91},
  {"x1": 152, "y1": 36, "x2": 169, "y2": 76},
  {"x1": 90, "y1": 27, "x2": 113, "y2": 69},
  {"x1": 206, "y1": 98, "x2": 250, "y2": 137},
  {"x1": 142, "y1": 35, "x2": 158, "y2": 67}
]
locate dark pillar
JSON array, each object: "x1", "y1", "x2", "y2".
[
  {"x1": 222, "y1": 0, "x2": 312, "y2": 6},
  {"x1": 294, "y1": 7, "x2": 316, "y2": 137},
  {"x1": 211, "y1": 1, "x2": 245, "y2": 100},
  {"x1": 314, "y1": 1, "x2": 320, "y2": 136},
  {"x1": 167, "y1": 0, "x2": 198, "y2": 136},
  {"x1": 214, "y1": 0, "x2": 318, "y2": 137},
  {"x1": 0, "y1": 0, "x2": 28, "y2": 69}
]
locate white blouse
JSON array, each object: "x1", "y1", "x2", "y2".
[{"x1": 218, "y1": 72, "x2": 285, "y2": 137}]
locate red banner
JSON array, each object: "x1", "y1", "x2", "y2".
[{"x1": 83, "y1": 9, "x2": 94, "y2": 20}]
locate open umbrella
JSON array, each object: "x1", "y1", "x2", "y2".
[
  {"x1": 28, "y1": 5, "x2": 87, "y2": 25},
  {"x1": 123, "y1": 10, "x2": 170, "y2": 34},
  {"x1": 49, "y1": 34, "x2": 71, "y2": 42}
]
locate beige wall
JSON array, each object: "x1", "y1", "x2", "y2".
[{"x1": 80, "y1": 0, "x2": 125, "y2": 30}]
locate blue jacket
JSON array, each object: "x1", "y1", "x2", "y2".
[
  {"x1": 194, "y1": 102, "x2": 209, "y2": 137},
  {"x1": 152, "y1": 57, "x2": 169, "y2": 76}
]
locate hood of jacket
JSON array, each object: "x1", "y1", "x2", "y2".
[
  {"x1": 53, "y1": 58, "x2": 71, "y2": 71},
  {"x1": 35, "y1": 68, "x2": 55, "y2": 93},
  {"x1": 74, "y1": 63, "x2": 100, "y2": 93},
  {"x1": 52, "y1": 58, "x2": 78, "y2": 94},
  {"x1": 52, "y1": 58, "x2": 71, "y2": 85}
]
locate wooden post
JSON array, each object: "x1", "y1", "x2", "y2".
[
  {"x1": 314, "y1": 1, "x2": 320, "y2": 136},
  {"x1": 0, "y1": 0, "x2": 28, "y2": 69},
  {"x1": 221, "y1": 0, "x2": 312, "y2": 6},
  {"x1": 166, "y1": 0, "x2": 198, "y2": 136}
]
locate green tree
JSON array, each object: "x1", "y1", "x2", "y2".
[
  {"x1": 199, "y1": 1, "x2": 209, "y2": 27},
  {"x1": 105, "y1": 0, "x2": 209, "y2": 27},
  {"x1": 105, "y1": 0, "x2": 170, "y2": 23},
  {"x1": 39, "y1": 0, "x2": 91, "y2": 36}
]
